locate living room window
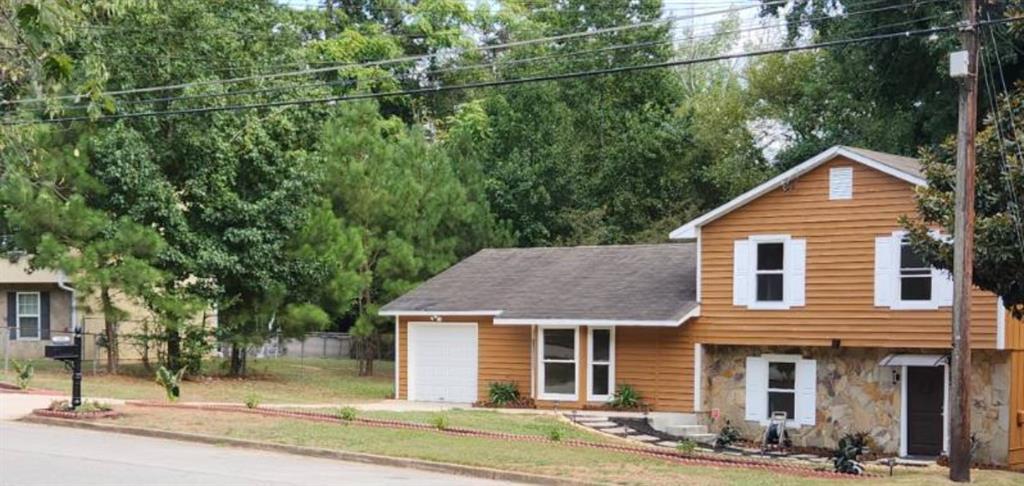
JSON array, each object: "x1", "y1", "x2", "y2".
[
  {"x1": 767, "y1": 361, "x2": 796, "y2": 420},
  {"x1": 587, "y1": 327, "x2": 614, "y2": 401},
  {"x1": 16, "y1": 292, "x2": 40, "y2": 340},
  {"x1": 538, "y1": 327, "x2": 577, "y2": 400}
]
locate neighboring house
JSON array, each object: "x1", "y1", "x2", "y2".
[
  {"x1": 380, "y1": 146, "x2": 1024, "y2": 468},
  {"x1": 1, "y1": 256, "x2": 154, "y2": 363}
]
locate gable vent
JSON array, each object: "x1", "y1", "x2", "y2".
[{"x1": 829, "y1": 167, "x2": 853, "y2": 200}]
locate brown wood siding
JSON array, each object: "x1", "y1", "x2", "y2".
[
  {"x1": 1008, "y1": 311, "x2": 1024, "y2": 350},
  {"x1": 615, "y1": 326, "x2": 694, "y2": 411},
  {"x1": 1010, "y1": 350, "x2": 1024, "y2": 469},
  {"x1": 692, "y1": 157, "x2": 1001, "y2": 349},
  {"x1": 396, "y1": 315, "x2": 531, "y2": 402}
]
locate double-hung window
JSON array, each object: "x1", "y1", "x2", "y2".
[
  {"x1": 539, "y1": 327, "x2": 577, "y2": 400},
  {"x1": 16, "y1": 292, "x2": 40, "y2": 340},
  {"x1": 767, "y1": 361, "x2": 796, "y2": 420},
  {"x1": 587, "y1": 328, "x2": 614, "y2": 401},
  {"x1": 733, "y1": 235, "x2": 806, "y2": 309},
  {"x1": 899, "y1": 237, "x2": 931, "y2": 301},
  {"x1": 756, "y1": 243, "x2": 785, "y2": 302},
  {"x1": 874, "y1": 231, "x2": 952, "y2": 309}
]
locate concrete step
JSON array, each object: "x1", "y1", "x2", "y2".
[
  {"x1": 665, "y1": 424, "x2": 709, "y2": 436},
  {"x1": 678, "y1": 433, "x2": 717, "y2": 445}
]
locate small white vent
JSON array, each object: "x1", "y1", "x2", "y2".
[{"x1": 829, "y1": 167, "x2": 853, "y2": 200}]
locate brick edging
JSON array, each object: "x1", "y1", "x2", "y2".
[
  {"x1": 124, "y1": 401, "x2": 870, "y2": 480},
  {"x1": 32, "y1": 408, "x2": 121, "y2": 419},
  {"x1": 20, "y1": 415, "x2": 588, "y2": 486}
]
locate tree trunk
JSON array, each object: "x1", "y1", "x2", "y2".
[
  {"x1": 100, "y1": 287, "x2": 119, "y2": 374},
  {"x1": 229, "y1": 344, "x2": 247, "y2": 376},
  {"x1": 166, "y1": 328, "x2": 181, "y2": 372}
]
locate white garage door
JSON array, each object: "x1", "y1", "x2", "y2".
[{"x1": 408, "y1": 323, "x2": 478, "y2": 403}]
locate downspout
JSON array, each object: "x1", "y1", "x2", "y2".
[{"x1": 56, "y1": 272, "x2": 77, "y2": 332}]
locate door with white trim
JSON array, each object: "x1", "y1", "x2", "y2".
[{"x1": 407, "y1": 323, "x2": 478, "y2": 403}]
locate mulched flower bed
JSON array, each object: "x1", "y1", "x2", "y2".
[
  {"x1": 33, "y1": 408, "x2": 121, "y2": 420},
  {"x1": 580, "y1": 403, "x2": 648, "y2": 412},
  {"x1": 473, "y1": 398, "x2": 536, "y2": 409},
  {"x1": 125, "y1": 401, "x2": 873, "y2": 479}
]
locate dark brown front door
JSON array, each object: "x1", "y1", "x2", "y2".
[{"x1": 906, "y1": 366, "x2": 944, "y2": 456}]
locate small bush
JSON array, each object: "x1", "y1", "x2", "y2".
[
  {"x1": 336, "y1": 406, "x2": 357, "y2": 421},
  {"x1": 608, "y1": 384, "x2": 641, "y2": 409},
  {"x1": 547, "y1": 425, "x2": 566, "y2": 441},
  {"x1": 714, "y1": 420, "x2": 741, "y2": 449},
  {"x1": 48, "y1": 400, "x2": 112, "y2": 412},
  {"x1": 155, "y1": 366, "x2": 186, "y2": 402},
  {"x1": 244, "y1": 391, "x2": 260, "y2": 409},
  {"x1": 488, "y1": 381, "x2": 520, "y2": 405},
  {"x1": 12, "y1": 360, "x2": 34, "y2": 390},
  {"x1": 832, "y1": 432, "x2": 871, "y2": 475},
  {"x1": 431, "y1": 412, "x2": 450, "y2": 430},
  {"x1": 676, "y1": 438, "x2": 698, "y2": 454}
]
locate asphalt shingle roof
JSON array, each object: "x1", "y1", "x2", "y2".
[
  {"x1": 842, "y1": 146, "x2": 923, "y2": 179},
  {"x1": 380, "y1": 243, "x2": 697, "y2": 323}
]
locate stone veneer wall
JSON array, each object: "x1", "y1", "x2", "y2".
[{"x1": 701, "y1": 345, "x2": 1011, "y2": 465}]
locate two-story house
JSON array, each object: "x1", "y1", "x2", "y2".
[{"x1": 379, "y1": 146, "x2": 1024, "y2": 468}]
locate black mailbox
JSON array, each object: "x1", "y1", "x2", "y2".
[{"x1": 45, "y1": 344, "x2": 80, "y2": 360}]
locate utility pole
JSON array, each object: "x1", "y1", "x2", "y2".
[{"x1": 949, "y1": 0, "x2": 978, "y2": 482}]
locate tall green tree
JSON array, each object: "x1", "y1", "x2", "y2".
[{"x1": 319, "y1": 101, "x2": 502, "y2": 375}]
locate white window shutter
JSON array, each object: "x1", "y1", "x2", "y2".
[
  {"x1": 785, "y1": 239, "x2": 806, "y2": 307},
  {"x1": 744, "y1": 357, "x2": 768, "y2": 421},
  {"x1": 795, "y1": 359, "x2": 817, "y2": 426},
  {"x1": 874, "y1": 236, "x2": 896, "y2": 308},
  {"x1": 733, "y1": 240, "x2": 753, "y2": 307},
  {"x1": 933, "y1": 268, "x2": 954, "y2": 307}
]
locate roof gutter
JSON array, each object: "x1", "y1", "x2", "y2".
[{"x1": 56, "y1": 271, "x2": 77, "y2": 331}]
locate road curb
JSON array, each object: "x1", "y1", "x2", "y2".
[{"x1": 20, "y1": 415, "x2": 591, "y2": 486}]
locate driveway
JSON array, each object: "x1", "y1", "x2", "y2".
[{"x1": 0, "y1": 420, "x2": 520, "y2": 485}]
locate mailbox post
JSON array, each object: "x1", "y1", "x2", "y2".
[{"x1": 44, "y1": 327, "x2": 82, "y2": 408}]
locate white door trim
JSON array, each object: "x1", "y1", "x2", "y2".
[
  {"x1": 406, "y1": 321, "x2": 479, "y2": 403},
  {"x1": 899, "y1": 364, "x2": 949, "y2": 457},
  {"x1": 586, "y1": 327, "x2": 615, "y2": 402}
]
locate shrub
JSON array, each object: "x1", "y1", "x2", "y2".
[
  {"x1": 676, "y1": 438, "x2": 698, "y2": 454},
  {"x1": 48, "y1": 400, "x2": 112, "y2": 412},
  {"x1": 12, "y1": 360, "x2": 34, "y2": 390},
  {"x1": 547, "y1": 425, "x2": 566, "y2": 441},
  {"x1": 155, "y1": 366, "x2": 186, "y2": 402},
  {"x1": 832, "y1": 432, "x2": 870, "y2": 475},
  {"x1": 608, "y1": 384, "x2": 641, "y2": 409},
  {"x1": 244, "y1": 391, "x2": 260, "y2": 409},
  {"x1": 431, "y1": 412, "x2": 450, "y2": 430},
  {"x1": 336, "y1": 406, "x2": 357, "y2": 421},
  {"x1": 714, "y1": 420, "x2": 741, "y2": 449},
  {"x1": 488, "y1": 381, "x2": 520, "y2": 405}
]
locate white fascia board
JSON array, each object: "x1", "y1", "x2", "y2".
[
  {"x1": 668, "y1": 146, "x2": 927, "y2": 240},
  {"x1": 997, "y1": 297, "x2": 1006, "y2": 350},
  {"x1": 493, "y1": 305, "x2": 701, "y2": 327},
  {"x1": 377, "y1": 309, "x2": 503, "y2": 317}
]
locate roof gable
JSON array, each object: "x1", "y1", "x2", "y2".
[{"x1": 669, "y1": 146, "x2": 925, "y2": 240}]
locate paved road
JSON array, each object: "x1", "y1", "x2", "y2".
[{"x1": 0, "y1": 421, "x2": 518, "y2": 486}]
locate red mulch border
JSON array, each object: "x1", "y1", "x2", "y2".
[
  {"x1": 32, "y1": 408, "x2": 121, "y2": 420},
  {"x1": 124, "y1": 401, "x2": 873, "y2": 480}
]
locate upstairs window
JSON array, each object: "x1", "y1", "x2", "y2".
[
  {"x1": 733, "y1": 236, "x2": 806, "y2": 310},
  {"x1": 756, "y1": 242, "x2": 785, "y2": 302},
  {"x1": 899, "y1": 238, "x2": 932, "y2": 301},
  {"x1": 874, "y1": 231, "x2": 952, "y2": 309}
]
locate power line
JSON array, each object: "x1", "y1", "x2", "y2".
[
  {"x1": 48, "y1": 11, "x2": 952, "y2": 114},
  {"x1": 8, "y1": 19, "x2": 1017, "y2": 127},
  {"x1": 0, "y1": 0, "x2": 786, "y2": 107}
]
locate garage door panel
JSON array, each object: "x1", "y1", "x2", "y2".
[{"x1": 408, "y1": 323, "x2": 478, "y2": 403}]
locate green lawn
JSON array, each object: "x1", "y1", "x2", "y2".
[
  {"x1": 327, "y1": 408, "x2": 610, "y2": 442},
  {"x1": 105, "y1": 406, "x2": 1024, "y2": 486},
  {"x1": 0, "y1": 357, "x2": 393, "y2": 404}
]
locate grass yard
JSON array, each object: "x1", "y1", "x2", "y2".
[
  {"x1": 0, "y1": 357, "x2": 393, "y2": 404},
  {"x1": 104, "y1": 406, "x2": 1024, "y2": 486}
]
